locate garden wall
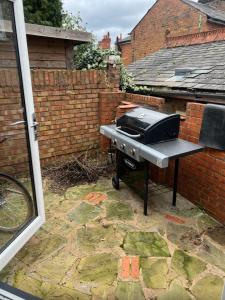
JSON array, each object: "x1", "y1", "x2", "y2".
[{"x1": 0, "y1": 67, "x2": 119, "y2": 172}]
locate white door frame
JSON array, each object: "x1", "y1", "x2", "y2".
[{"x1": 0, "y1": 0, "x2": 45, "y2": 270}]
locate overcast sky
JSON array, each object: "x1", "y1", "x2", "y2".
[{"x1": 63, "y1": 0, "x2": 156, "y2": 43}]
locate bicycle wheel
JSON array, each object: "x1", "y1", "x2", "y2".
[{"x1": 0, "y1": 173, "x2": 34, "y2": 233}]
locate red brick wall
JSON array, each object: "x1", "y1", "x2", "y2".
[
  {"x1": 168, "y1": 102, "x2": 225, "y2": 224},
  {"x1": 0, "y1": 67, "x2": 119, "y2": 172},
  {"x1": 124, "y1": 0, "x2": 225, "y2": 63},
  {"x1": 166, "y1": 28, "x2": 225, "y2": 48},
  {"x1": 119, "y1": 43, "x2": 133, "y2": 66}
]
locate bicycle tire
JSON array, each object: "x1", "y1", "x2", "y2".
[{"x1": 0, "y1": 173, "x2": 34, "y2": 233}]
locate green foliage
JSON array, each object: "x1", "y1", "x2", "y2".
[
  {"x1": 74, "y1": 44, "x2": 118, "y2": 70},
  {"x1": 62, "y1": 10, "x2": 86, "y2": 31},
  {"x1": 23, "y1": 0, "x2": 63, "y2": 27},
  {"x1": 60, "y1": 9, "x2": 148, "y2": 92}
]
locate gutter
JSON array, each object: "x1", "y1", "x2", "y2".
[
  {"x1": 130, "y1": 86, "x2": 225, "y2": 104},
  {"x1": 207, "y1": 17, "x2": 225, "y2": 27}
]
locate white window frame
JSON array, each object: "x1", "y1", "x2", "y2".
[{"x1": 0, "y1": 0, "x2": 45, "y2": 270}]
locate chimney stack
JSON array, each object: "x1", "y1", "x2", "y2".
[{"x1": 99, "y1": 32, "x2": 111, "y2": 49}]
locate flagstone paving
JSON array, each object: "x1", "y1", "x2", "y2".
[{"x1": 0, "y1": 178, "x2": 224, "y2": 299}]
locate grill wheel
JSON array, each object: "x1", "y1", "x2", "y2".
[{"x1": 112, "y1": 175, "x2": 120, "y2": 190}]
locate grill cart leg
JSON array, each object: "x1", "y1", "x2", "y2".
[
  {"x1": 172, "y1": 159, "x2": 179, "y2": 206},
  {"x1": 144, "y1": 161, "x2": 149, "y2": 216},
  {"x1": 112, "y1": 150, "x2": 120, "y2": 190}
]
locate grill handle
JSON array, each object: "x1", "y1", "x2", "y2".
[{"x1": 116, "y1": 127, "x2": 141, "y2": 139}]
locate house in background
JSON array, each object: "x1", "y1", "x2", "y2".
[
  {"x1": 128, "y1": 28, "x2": 225, "y2": 111},
  {"x1": 127, "y1": 28, "x2": 225, "y2": 223},
  {"x1": 98, "y1": 32, "x2": 111, "y2": 49},
  {"x1": 116, "y1": 34, "x2": 132, "y2": 65},
  {"x1": 0, "y1": 22, "x2": 92, "y2": 69},
  {"x1": 116, "y1": 0, "x2": 225, "y2": 65}
]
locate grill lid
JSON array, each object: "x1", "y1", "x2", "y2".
[
  {"x1": 117, "y1": 107, "x2": 174, "y2": 130},
  {"x1": 116, "y1": 106, "x2": 180, "y2": 144}
]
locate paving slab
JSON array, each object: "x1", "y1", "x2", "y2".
[
  {"x1": 76, "y1": 225, "x2": 123, "y2": 254},
  {"x1": 123, "y1": 232, "x2": 170, "y2": 257},
  {"x1": 68, "y1": 202, "x2": 101, "y2": 224},
  {"x1": 115, "y1": 282, "x2": 145, "y2": 300},
  {"x1": 105, "y1": 201, "x2": 134, "y2": 220},
  {"x1": 75, "y1": 253, "x2": 118, "y2": 285},
  {"x1": 171, "y1": 250, "x2": 206, "y2": 282},
  {"x1": 167, "y1": 223, "x2": 201, "y2": 251},
  {"x1": 141, "y1": 258, "x2": 168, "y2": 289},
  {"x1": 158, "y1": 280, "x2": 192, "y2": 300},
  {"x1": 198, "y1": 238, "x2": 225, "y2": 272},
  {"x1": 192, "y1": 275, "x2": 224, "y2": 300}
]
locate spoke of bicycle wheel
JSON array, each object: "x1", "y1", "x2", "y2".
[
  {"x1": 1, "y1": 206, "x2": 16, "y2": 223},
  {"x1": 5, "y1": 188, "x2": 23, "y2": 195},
  {"x1": 4, "y1": 204, "x2": 24, "y2": 223}
]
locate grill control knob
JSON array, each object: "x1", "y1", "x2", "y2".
[
  {"x1": 121, "y1": 144, "x2": 126, "y2": 150},
  {"x1": 112, "y1": 139, "x2": 117, "y2": 145},
  {"x1": 130, "y1": 149, "x2": 136, "y2": 156}
]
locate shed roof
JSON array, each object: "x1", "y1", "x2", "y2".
[
  {"x1": 25, "y1": 23, "x2": 92, "y2": 43},
  {"x1": 117, "y1": 35, "x2": 132, "y2": 45},
  {"x1": 127, "y1": 40, "x2": 225, "y2": 95},
  {"x1": 3, "y1": 21, "x2": 92, "y2": 44}
]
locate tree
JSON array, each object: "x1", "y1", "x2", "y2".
[{"x1": 23, "y1": 0, "x2": 63, "y2": 27}]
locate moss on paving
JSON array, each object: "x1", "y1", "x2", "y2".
[
  {"x1": 123, "y1": 232, "x2": 170, "y2": 257},
  {"x1": 141, "y1": 258, "x2": 168, "y2": 289},
  {"x1": 192, "y1": 275, "x2": 224, "y2": 300},
  {"x1": 171, "y1": 250, "x2": 206, "y2": 282},
  {"x1": 68, "y1": 202, "x2": 101, "y2": 224},
  {"x1": 115, "y1": 282, "x2": 145, "y2": 300},
  {"x1": 158, "y1": 281, "x2": 192, "y2": 300},
  {"x1": 76, "y1": 225, "x2": 123, "y2": 253},
  {"x1": 75, "y1": 253, "x2": 118, "y2": 285},
  {"x1": 16, "y1": 235, "x2": 66, "y2": 264},
  {"x1": 105, "y1": 201, "x2": 134, "y2": 220}
]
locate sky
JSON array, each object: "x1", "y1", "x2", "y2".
[{"x1": 63, "y1": 0, "x2": 156, "y2": 43}]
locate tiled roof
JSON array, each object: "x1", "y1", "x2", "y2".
[
  {"x1": 127, "y1": 41, "x2": 225, "y2": 93},
  {"x1": 182, "y1": 0, "x2": 225, "y2": 23},
  {"x1": 117, "y1": 36, "x2": 132, "y2": 44}
]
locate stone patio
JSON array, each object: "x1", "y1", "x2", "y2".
[{"x1": 0, "y1": 177, "x2": 224, "y2": 300}]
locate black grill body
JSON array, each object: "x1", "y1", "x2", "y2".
[{"x1": 116, "y1": 107, "x2": 180, "y2": 144}]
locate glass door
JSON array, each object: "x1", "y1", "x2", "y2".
[{"x1": 0, "y1": 0, "x2": 45, "y2": 270}]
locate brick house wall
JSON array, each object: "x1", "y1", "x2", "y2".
[
  {"x1": 120, "y1": 0, "x2": 225, "y2": 63},
  {"x1": 119, "y1": 42, "x2": 133, "y2": 66}
]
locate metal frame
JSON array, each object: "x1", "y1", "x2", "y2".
[
  {"x1": 0, "y1": 0, "x2": 45, "y2": 270},
  {"x1": 114, "y1": 151, "x2": 180, "y2": 216}
]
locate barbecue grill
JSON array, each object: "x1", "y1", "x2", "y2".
[{"x1": 100, "y1": 106, "x2": 204, "y2": 215}]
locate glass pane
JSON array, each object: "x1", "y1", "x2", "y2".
[{"x1": 0, "y1": 0, "x2": 36, "y2": 252}]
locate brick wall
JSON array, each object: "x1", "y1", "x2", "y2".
[
  {"x1": 168, "y1": 102, "x2": 225, "y2": 224},
  {"x1": 121, "y1": 0, "x2": 225, "y2": 63},
  {"x1": 166, "y1": 27, "x2": 225, "y2": 48},
  {"x1": 119, "y1": 42, "x2": 133, "y2": 66},
  {"x1": 0, "y1": 67, "x2": 119, "y2": 172}
]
